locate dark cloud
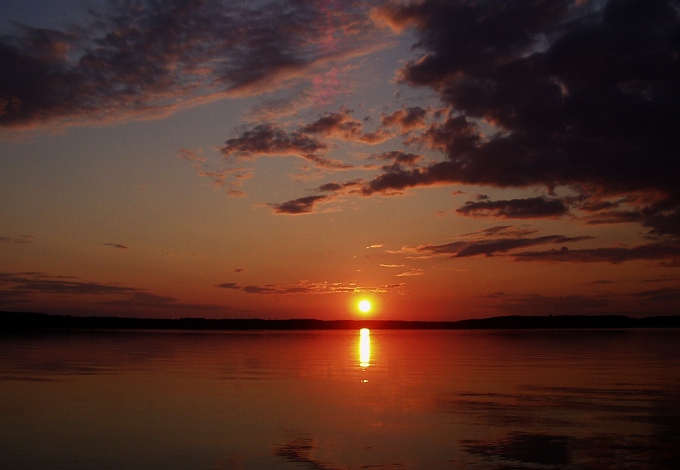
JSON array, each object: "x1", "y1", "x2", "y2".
[
  {"x1": 0, "y1": 0, "x2": 375, "y2": 129},
  {"x1": 583, "y1": 210, "x2": 643, "y2": 225},
  {"x1": 0, "y1": 235, "x2": 32, "y2": 244},
  {"x1": 270, "y1": 177, "x2": 367, "y2": 215},
  {"x1": 300, "y1": 111, "x2": 363, "y2": 139},
  {"x1": 269, "y1": 195, "x2": 330, "y2": 215},
  {"x1": 221, "y1": 123, "x2": 327, "y2": 160},
  {"x1": 631, "y1": 287, "x2": 680, "y2": 303},
  {"x1": 220, "y1": 123, "x2": 354, "y2": 170},
  {"x1": 104, "y1": 243, "x2": 129, "y2": 250},
  {"x1": 515, "y1": 241, "x2": 680, "y2": 264},
  {"x1": 217, "y1": 280, "x2": 403, "y2": 294},
  {"x1": 457, "y1": 196, "x2": 569, "y2": 219},
  {"x1": 361, "y1": 0, "x2": 680, "y2": 236},
  {"x1": 372, "y1": 150, "x2": 424, "y2": 168},
  {"x1": 316, "y1": 180, "x2": 362, "y2": 193},
  {"x1": 0, "y1": 271, "x2": 139, "y2": 296},
  {"x1": 419, "y1": 234, "x2": 590, "y2": 258},
  {"x1": 0, "y1": 271, "x2": 229, "y2": 313}
]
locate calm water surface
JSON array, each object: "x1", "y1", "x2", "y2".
[{"x1": 1, "y1": 329, "x2": 679, "y2": 469}]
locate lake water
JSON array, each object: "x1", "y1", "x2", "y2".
[{"x1": 1, "y1": 328, "x2": 679, "y2": 469}]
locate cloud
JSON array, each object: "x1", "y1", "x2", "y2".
[
  {"x1": 630, "y1": 287, "x2": 680, "y2": 304},
  {"x1": 381, "y1": 106, "x2": 429, "y2": 132},
  {"x1": 583, "y1": 210, "x2": 643, "y2": 225},
  {"x1": 179, "y1": 148, "x2": 257, "y2": 197},
  {"x1": 357, "y1": 0, "x2": 680, "y2": 237},
  {"x1": 216, "y1": 280, "x2": 404, "y2": 294},
  {"x1": 219, "y1": 122, "x2": 354, "y2": 171},
  {"x1": 269, "y1": 178, "x2": 366, "y2": 215},
  {"x1": 269, "y1": 195, "x2": 330, "y2": 215},
  {"x1": 0, "y1": 271, "x2": 229, "y2": 313},
  {"x1": 221, "y1": 123, "x2": 328, "y2": 161},
  {"x1": 299, "y1": 109, "x2": 393, "y2": 144},
  {"x1": 300, "y1": 110, "x2": 363, "y2": 139},
  {"x1": 371, "y1": 150, "x2": 424, "y2": 168},
  {"x1": 0, "y1": 271, "x2": 140, "y2": 297},
  {"x1": 418, "y1": 234, "x2": 591, "y2": 259},
  {"x1": 104, "y1": 243, "x2": 129, "y2": 250},
  {"x1": 515, "y1": 242, "x2": 680, "y2": 264},
  {"x1": 0, "y1": 0, "x2": 378, "y2": 130},
  {"x1": 457, "y1": 197, "x2": 569, "y2": 219},
  {"x1": 0, "y1": 235, "x2": 33, "y2": 244},
  {"x1": 380, "y1": 263, "x2": 424, "y2": 277}
]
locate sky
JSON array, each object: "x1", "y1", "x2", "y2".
[{"x1": 1, "y1": 0, "x2": 679, "y2": 320}]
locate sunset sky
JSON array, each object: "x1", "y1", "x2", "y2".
[{"x1": 1, "y1": 0, "x2": 679, "y2": 320}]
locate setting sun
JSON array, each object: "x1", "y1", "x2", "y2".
[{"x1": 358, "y1": 299, "x2": 372, "y2": 313}]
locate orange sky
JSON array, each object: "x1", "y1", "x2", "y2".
[{"x1": 1, "y1": 0, "x2": 679, "y2": 320}]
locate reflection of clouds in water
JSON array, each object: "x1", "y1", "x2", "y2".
[
  {"x1": 462, "y1": 432, "x2": 574, "y2": 466},
  {"x1": 273, "y1": 432, "x2": 341, "y2": 470},
  {"x1": 446, "y1": 386, "x2": 680, "y2": 468}
]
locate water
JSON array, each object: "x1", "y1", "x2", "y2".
[{"x1": 1, "y1": 328, "x2": 679, "y2": 469}]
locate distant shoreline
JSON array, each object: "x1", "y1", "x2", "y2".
[{"x1": 2, "y1": 311, "x2": 680, "y2": 331}]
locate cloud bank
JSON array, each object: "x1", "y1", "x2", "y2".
[
  {"x1": 271, "y1": 0, "x2": 680, "y2": 242},
  {"x1": 0, "y1": 0, "x2": 375, "y2": 129}
]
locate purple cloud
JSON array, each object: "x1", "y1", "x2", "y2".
[{"x1": 0, "y1": 0, "x2": 376, "y2": 129}]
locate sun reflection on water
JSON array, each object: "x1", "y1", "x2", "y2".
[{"x1": 359, "y1": 328, "x2": 370, "y2": 368}]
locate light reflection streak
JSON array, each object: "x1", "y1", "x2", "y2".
[{"x1": 359, "y1": 328, "x2": 370, "y2": 368}]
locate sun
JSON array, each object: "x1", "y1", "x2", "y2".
[{"x1": 358, "y1": 299, "x2": 372, "y2": 313}]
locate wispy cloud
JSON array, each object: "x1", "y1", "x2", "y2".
[
  {"x1": 0, "y1": 235, "x2": 33, "y2": 244},
  {"x1": 216, "y1": 280, "x2": 403, "y2": 294},
  {"x1": 411, "y1": 235, "x2": 591, "y2": 258},
  {"x1": 104, "y1": 243, "x2": 129, "y2": 250},
  {"x1": 515, "y1": 242, "x2": 680, "y2": 264},
  {"x1": 380, "y1": 263, "x2": 424, "y2": 277},
  {"x1": 0, "y1": 271, "x2": 228, "y2": 313},
  {"x1": 0, "y1": 271, "x2": 139, "y2": 297}
]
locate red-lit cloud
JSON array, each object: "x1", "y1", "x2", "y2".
[{"x1": 381, "y1": 106, "x2": 429, "y2": 133}]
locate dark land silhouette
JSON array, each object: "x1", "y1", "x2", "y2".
[{"x1": 2, "y1": 311, "x2": 679, "y2": 332}]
